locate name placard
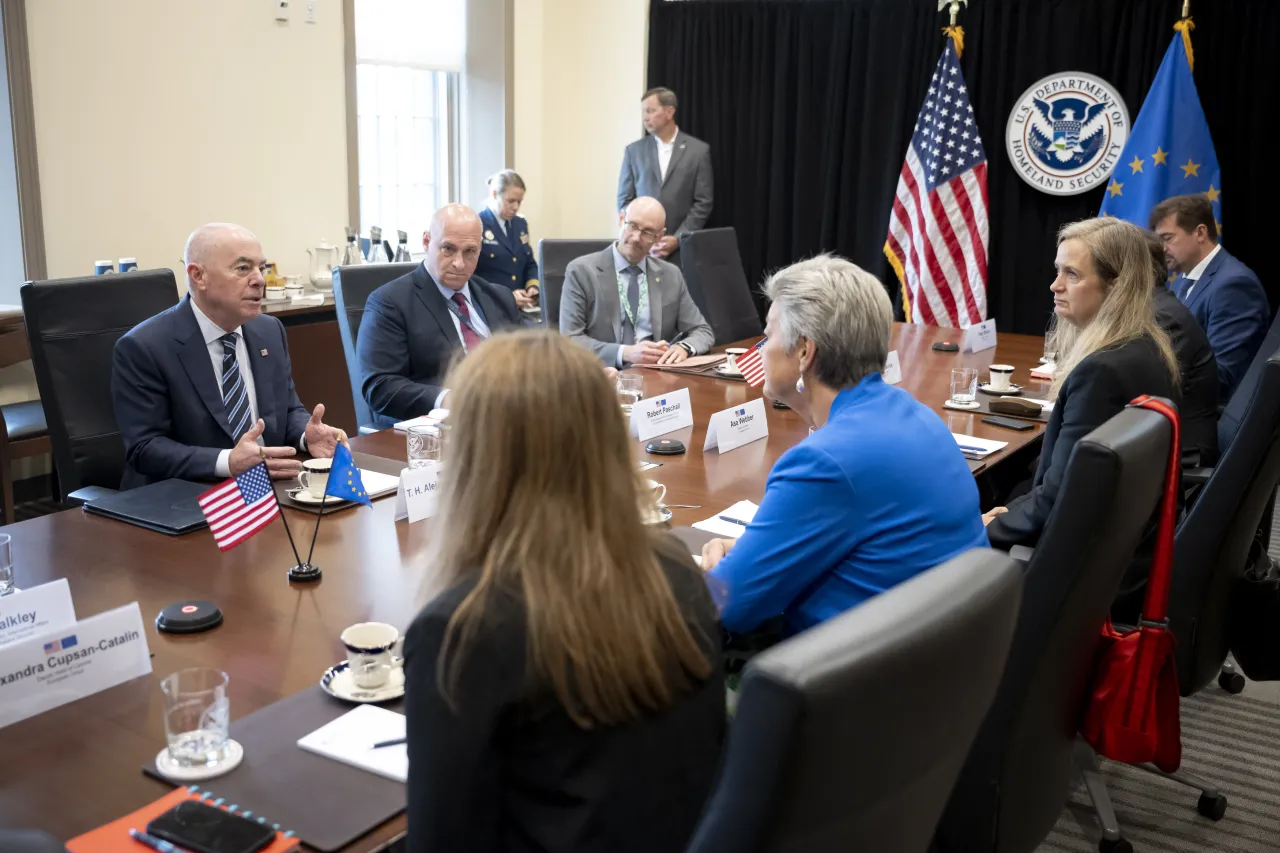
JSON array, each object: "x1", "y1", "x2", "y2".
[
  {"x1": 0, "y1": 602, "x2": 152, "y2": 729},
  {"x1": 883, "y1": 350, "x2": 902, "y2": 385},
  {"x1": 704, "y1": 398, "x2": 770, "y2": 454},
  {"x1": 962, "y1": 319, "x2": 997, "y2": 354},
  {"x1": 394, "y1": 464, "x2": 441, "y2": 524},
  {"x1": 630, "y1": 387, "x2": 694, "y2": 442},
  {"x1": 0, "y1": 579, "x2": 75, "y2": 648}
]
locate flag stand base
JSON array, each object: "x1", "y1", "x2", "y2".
[{"x1": 287, "y1": 563, "x2": 323, "y2": 582}]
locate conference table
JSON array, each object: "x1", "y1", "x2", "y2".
[{"x1": 1, "y1": 324, "x2": 1045, "y2": 849}]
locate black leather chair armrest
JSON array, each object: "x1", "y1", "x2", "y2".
[
  {"x1": 1183, "y1": 467, "x2": 1213, "y2": 487},
  {"x1": 1009, "y1": 544, "x2": 1036, "y2": 563},
  {"x1": 66, "y1": 486, "x2": 117, "y2": 507}
]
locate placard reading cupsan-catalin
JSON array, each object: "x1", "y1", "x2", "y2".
[{"x1": 0, "y1": 602, "x2": 152, "y2": 729}]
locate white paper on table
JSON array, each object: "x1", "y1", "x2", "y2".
[
  {"x1": 297, "y1": 704, "x2": 408, "y2": 783},
  {"x1": 951, "y1": 433, "x2": 1009, "y2": 457},
  {"x1": 358, "y1": 469, "x2": 401, "y2": 500},
  {"x1": 691, "y1": 555, "x2": 702, "y2": 567},
  {"x1": 692, "y1": 500, "x2": 760, "y2": 538},
  {"x1": 1022, "y1": 397, "x2": 1056, "y2": 413}
]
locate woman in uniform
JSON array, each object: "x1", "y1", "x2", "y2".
[{"x1": 476, "y1": 170, "x2": 539, "y2": 312}]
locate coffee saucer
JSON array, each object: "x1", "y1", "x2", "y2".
[
  {"x1": 154, "y1": 739, "x2": 245, "y2": 782},
  {"x1": 943, "y1": 399, "x2": 981, "y2": 411},
  {"x1": 643, "y1": 506, "x2": 674, "y2": 525},
  {"x1": 714, "y1": 364, "x2": 743, "y2": 377},
  {"x1": 979, "y1": 383, "x2": 1023, "y2": 395},
  {"x1": 320, "y1": 660, "x2": 405, "y2": 704},
  {"x1": 287, "y1": 489, "x2": 348, "y2": 506}
]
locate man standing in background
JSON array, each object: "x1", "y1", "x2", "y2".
[{"x1": 616, "y1": 87, "x2": 714, "y2": 268}]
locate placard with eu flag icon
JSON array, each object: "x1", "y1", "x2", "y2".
[{"x1": 1099, "y1": 21, "x2": 1220, "y2": 235}]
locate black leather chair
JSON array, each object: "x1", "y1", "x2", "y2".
[
  {"x1": 686, "y1": 549, "x2": 1023, "y2": 853},
  {"x1": 331, "y1": 263, "x2": 416, "y2": 432},
  {"x1": 21, "y1": 270, "x2": 179, "y2": 502},
  {"x1": 678, "y1": 227, "x2": 764, "y2": 344},
  {"x1": 536, "y1": 239, "x2": 613, "y2": 328},
  {"x1": 1080, "y1": 352, "x2": 1280, "y2": 851},
  {"x1": 934, "y1": 404, "x2": 1173, "y2": 853}
]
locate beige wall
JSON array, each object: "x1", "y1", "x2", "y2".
[
  {"x1": 26, "y1": 0, "x2": 349, "y2": 285},
  {"x1": 513, "y1": 0, "x2": 648, "y2": 245}
]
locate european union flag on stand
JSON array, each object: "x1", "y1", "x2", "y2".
[
  {"x1": 1099, "y1": 23, "x2": 1220, "y2": 234},
  {"x1": 324, "y1": 443, "x2": 371, "y2": 507}
]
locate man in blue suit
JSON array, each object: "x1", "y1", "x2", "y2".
[
  {"x1": 1152, "y1": 194, "x2": 1269, "y2": 400},
  {"x1": 113, "y1": 223, "x2": 347, "y2": 490},
  {"x1": 357, "y1": 204, "x2": 524, "y2": 428}
]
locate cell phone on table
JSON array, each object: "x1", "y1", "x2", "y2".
[
  {"x1": 981, "y1": 415, "x2": 1036, "y2": 432},
  {"x1": 146, "y1": 801, "x2": 276, "y2": 853}
]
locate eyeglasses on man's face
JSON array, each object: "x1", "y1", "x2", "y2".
[{"x1": 623, "y1": 220, "x2": 662, "y2": 243}]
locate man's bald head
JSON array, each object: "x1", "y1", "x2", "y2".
[
  {"x1": 424, "y1": 204, "x2": 484, "y2": 291},
  {"x1": 616, "y1": 196, "x2": 667, "y2": 265},
  {"x1": 184, "y1": 222, "x2": 267, "y2": 331}
]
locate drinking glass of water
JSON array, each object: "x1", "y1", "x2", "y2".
[
  {"x1": 950, "y1": 368, "x2": 978, "y2": 405},
  {"x1": 0, "y1": 534, "x2": 12, "y2": 596},
  {"x1": 616, "y1": 374, "x2": 644, "y2": 416},
  {"x1": 407, "y1": 424, "x2": 442, "y2": 469},
  {"x1": 161, "y1": 667, "x2": 230, "y2": 767}
]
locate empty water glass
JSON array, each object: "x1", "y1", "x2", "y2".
[
  {"x1": 407, "y1": 424, "x2": 442, "y2": 469},
  {"x1": 616, "y1": 374, "x2": 644, "y2": 416},
  {"x1": 950, "y1": 368, "x2": 978, "y2": 405},
  {"x1": 161, "y1": 667, "x2": 230, "y2": 767},
  {"x1": 0, "y1": 534, "x2": 12, "y2": 596}
]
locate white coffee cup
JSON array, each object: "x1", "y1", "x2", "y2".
[
  {"x1": 642, "y1": 479, "x2": 668, "y2": 524},
  {"x1": 284, "y1": 276, "x2": 304, "y2": 297},
  {"x1": 265, "y1": 285, "x2": 286, "y2": 301},
  {"x1": 724, "y1": 347, "x2": 748, "y2": 371},
  {"x1": 989, "y1": 364, "x2": 1015, "y2": 392},
  {"x1": 340, "y1": 622, "x2": 403, "y2": 689},
  {"x1": 297, "y1": 457, "x2": 332, "y2": 498}
]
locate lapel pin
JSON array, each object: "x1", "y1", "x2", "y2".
[{"x1": 260, "y1": 348, "x2": 269, "y2": 357}]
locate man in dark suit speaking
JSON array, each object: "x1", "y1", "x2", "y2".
[
  {"x1": 113, "y1": 223, "x2": 347, "y2": 489},
  {"x1": 357, "y1": 204, "x2": 523, "y2": 428}
]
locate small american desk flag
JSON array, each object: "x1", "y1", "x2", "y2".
[
  {"x1": 198, "y1": 461, "x2": 281, "y2": 551},
  {"x1": 884, "y1": 39, "x2": 989, "y2": 329},
  {"x1": 735, "y1": 339, "x2": 767, "y2": 387}
]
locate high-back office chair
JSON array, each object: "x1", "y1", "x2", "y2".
[
  {"x1": 934, "y1": 405, "x2": 1173, "y2": 853},
  {"x1": 1219, "y1": 307, "x2": 1280, "y2": 451},
  {"x1": 1080, "y1": 353, "x2": 1280, "y2": 852},
  {"x1": 537, "y1": 239, "x2": 613, "y2": 328},
  {"x1": 686, "y1": 549, "x2": 1023, "y2": 853},
  {"x1": 331, "y1": 263, "x2": 416, "y2": 432},
  {"x1": 21, "y1": 270, "x2": 179, "y2": 501},
  {"x1": 678, "y1": 228, "x2": 764, "y2": 344}
]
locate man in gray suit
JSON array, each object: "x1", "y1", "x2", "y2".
[
  {"x1": 616, "y1": 87, "x2": 713, "y2": 267},
  {"x1": 560, "y1": 197, "x2": 714, "y2": 367}
]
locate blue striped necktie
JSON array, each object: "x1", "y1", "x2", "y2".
[{"x1": 220, "y1": 333, "x2": 253, "y2": 438}]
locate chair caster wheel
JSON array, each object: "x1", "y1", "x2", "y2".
[
  {"x1": 1099, "y1": 838, "x2": 1133, "y2": 853},
  {"x1": 1219, "y1": 669, "x2": 1246, "y2": 694},
  {"x1": 1198, "y1": 793, "x2": 1228, "y2": 820}
]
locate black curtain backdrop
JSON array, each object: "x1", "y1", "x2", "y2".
[{"x1": 647, "y1": 0, "x2": 1280, "y2": 334}]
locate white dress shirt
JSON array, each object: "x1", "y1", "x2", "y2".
[
  {"x1": 1182, "y1": 243, "x2": 1222, "y2": 300},
  {"x1": 432, "y1": 268, "x2": 492, "y2": 408},
  {"x1": 496, "y1": 216, "x2": 507, "y2": 236},
  {"x1": 656, "y1": 128, "x2": 679, "y2": 181},
  {"x1": 189, "y1": 299, "x2": 305, "y2": 476}
]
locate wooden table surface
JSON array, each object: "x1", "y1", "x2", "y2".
[{"x1": 0, "y1": 324, "x2": 1045, "y2": 848}]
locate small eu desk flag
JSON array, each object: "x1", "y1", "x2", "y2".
[
  {"x1": 324, "y1": 443, "x2": 371, "y2": 507},
  {"x1": 1099, "y1": 21, "x2": 1220, "y2": 235}
]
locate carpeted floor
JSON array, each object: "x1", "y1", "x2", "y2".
[{"x1": 1040, "y1": 684, "x2": 1280, "y2": 852}]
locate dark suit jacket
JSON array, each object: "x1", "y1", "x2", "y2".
[
  {"x1": 1173, "y1": 246, "x2": 1268, "y2": 400},
  {"x1": 403, "y1": 537, "x2": 725, "y2": 853},
  {"x1": 356, "y1": 263, "x2": 523, "y2": 428},
  {"x1": 476, "y1": 208, "x2": 539, "y2": 291},
  {"x1": 616, "y1": 131, "x2": 714, "y2": 237},
  {"x1": 1154, "y1": 288, "x2": 1219, "y2": 465},
  {"x1": 987, "y1": 335, "x2": 1177, "y2": 598},
  {"x1": 112, "y1": 297, "x2": 309, "y2": 490}
]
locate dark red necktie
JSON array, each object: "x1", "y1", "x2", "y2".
[{"x1": 451, "y1": 292, "x2": 485, "y2": 352}]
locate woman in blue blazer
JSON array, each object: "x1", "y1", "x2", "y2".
[
  {"x1": 476, "y1": 170, "x2": 540, "y2": 312},
  {"x1": 700, "y1": 255, "x2": 989, "y2": 636}
]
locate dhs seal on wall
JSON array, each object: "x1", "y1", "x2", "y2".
[{"x1": 1005, "y1": 73, "x2": 1130, "y2": 196}]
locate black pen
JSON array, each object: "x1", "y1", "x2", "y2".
[
  {"x1": 372, "y1": 737, "x2": 406, "y2": 749},
  {"x1": 718, "y1": 515, "x2": 752, "y2": 527}
]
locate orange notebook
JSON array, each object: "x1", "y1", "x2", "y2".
[{"x1": 67, "y1": 786, "x2": 299, "y2": 853}]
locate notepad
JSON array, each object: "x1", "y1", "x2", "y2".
[
  {"x1": 692, "y1": 500, "x2": 760, "y2": 538},
  {"x1": 952, "y1": 433, "x2": 1009, "y2": 459},
  {"x1": 393, "y1": 415, "x2": 443, "y2": 432},
  {"x1": 358, "y1": 468, "x2": 401, "y2": 500},
  {"x1": 296, "y1": 705, "x2": 408, "y2": 783}
]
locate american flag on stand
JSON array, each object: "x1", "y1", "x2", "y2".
[
  {"x1": 198, "y1": 462, "x2": 281, "y2": 551},
  {"x1": 884, "y1": 38, "x2": 989, "y2": 328},
  {"x1": 735, "y1": 339, "x2": 767, "y2": 387}
]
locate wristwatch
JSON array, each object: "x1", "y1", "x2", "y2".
[{"x1": 677, "y1": 342, "x2": 695, "y2": 355}]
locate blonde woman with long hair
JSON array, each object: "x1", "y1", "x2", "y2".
[
  {"x1": 986, "y1": 217, "x2": 1180, "y2": 605},
  {"x1": 402, "y1": 330, "x2": 724, "y2": 853}
]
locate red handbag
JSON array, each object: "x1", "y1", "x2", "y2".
[{"x1": 1079, "y1": 395, "x2": 1182, "y2": 772}]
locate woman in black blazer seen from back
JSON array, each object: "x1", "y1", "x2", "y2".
[
  {"x1": 985, "y1": 217, "x2": 1180, "y2": 600},
  {"x1": 402, "y1": 330, "x2": 725, "y2": 853}
]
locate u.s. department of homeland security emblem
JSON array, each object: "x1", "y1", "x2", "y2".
[{"x1": 1005, "y1": 72, "x2": 1130, "y2": 196}]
